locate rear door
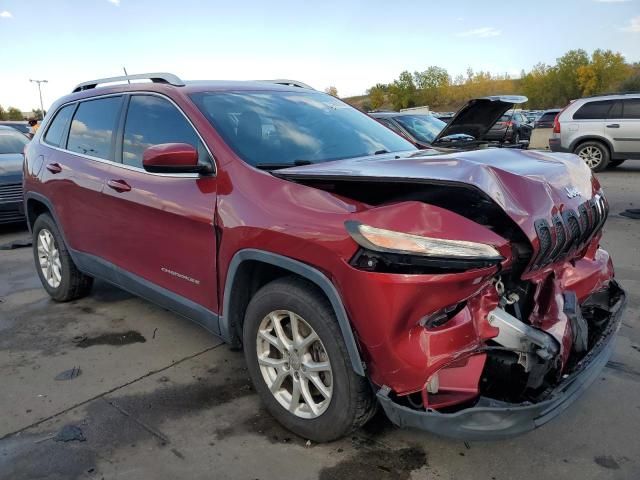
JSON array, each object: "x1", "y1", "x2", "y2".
[
  {"x1": 612, "y1": 99, "x2": 640, "y2": 156},
  {"x1": 572, "y1": 100, "x2": 610, "y2": 147},
  {"x1": 99, "y1": 94, "x2": 219, "y2": 321},
  {"x1": 40, "y1": 96, "x2": 124, "y2": 257}
]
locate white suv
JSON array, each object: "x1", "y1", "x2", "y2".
[{"x1": 549, "y1": 93, "x2": 640, "y2": 171}]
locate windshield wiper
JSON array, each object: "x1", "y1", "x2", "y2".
[{"x1": 254, "y1": 159, "x2": 313, "y2": 171}]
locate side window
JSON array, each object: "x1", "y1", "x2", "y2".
[
  {"x1": 608, "y1": 101, "x2": 623, "y2": 119},
  {"x1": 67, "y1": 97, "x2": 122, "y2": 160},
  {"x1": 622, "y1": 99, "x2": 640, "y2": 119},
  {"x1": 43, "y1": 104, "x2": 75, "y2": 147},
  {"x1": 122, "y1": 95, "x2": 204, "y2": 168},
  {"x1": 573, "y1": 100, "x2": 614, "y2": 120}
]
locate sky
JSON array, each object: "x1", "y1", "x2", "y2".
[{"x1": 0, "y1": 0, "x2": 639, "y2": 112}]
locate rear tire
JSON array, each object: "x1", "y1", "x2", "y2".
[
  {"x1": 574, "y1": 141, "x2": 610, "y2": 172},
  {"x1": 512, "y1": 131, "x2": 520, "y2": 144},
  {"x1": 608, "y1": 159, "x2": 625, "y2": 168},
  {"x1": 243, "y1": 276, "x2": 375, "y2": 442},
  {"x1": 32, "y1": 213, "x2": 93, "y2": 302}
]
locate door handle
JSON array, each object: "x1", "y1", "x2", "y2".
[
  {"x1": 606, "y1": 124, "x2": 620, "y2": 128},
  {"x1": 107, "y1": 179, "x2": 131, "y2": 193},
  {"x1": 45, "y1": 162, "x2": 62, "y2": 174}
]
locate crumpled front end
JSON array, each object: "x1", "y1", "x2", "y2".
[
  {"x1": 279, "y1": 148, "x2": 625, "y2": 438},
  {"x1": 345, "y1": 207, "x2": 626, "y2": 439}
]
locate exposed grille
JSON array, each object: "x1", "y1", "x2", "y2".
[
  {"x1": 531, "y1": 194, "x2": 608, "y2": 268},
  {"x1": 0, "y1": 183, "x2": 23, "y2": 203}
]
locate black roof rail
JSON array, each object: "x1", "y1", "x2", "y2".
[
  {"x1": 72, "y1": 72, "x2": 185, "y2": 93},
  {"x1": 259, "y1": 79, "x2": 315, "y2": 90}
]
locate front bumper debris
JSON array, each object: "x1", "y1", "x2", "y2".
[{"x1": 377, "y1": 281, "x2": 626, "y2": 440}]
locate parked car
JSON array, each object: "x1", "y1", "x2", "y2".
[
  {"x1": 24, "y1": 73, "x2": 625, "y2": 442},
  {"x1": 484, "y1": 111, "x2": 533, "y2": 144},
  {"x1": 550, "y1": 93, "x2": 640, "y2": 171},
  {"x1": 371, "y1": 95, "x2": 529, "y2": 150},
  {"x1": 0, "y1": 126, "x2": 29, "y2": 224},
  {"x1": 534, "y1": 109, "x2": 561, "y2": 129},
  {"x1": 0, "y1": 121, "x2": 30, "y2": 136}
]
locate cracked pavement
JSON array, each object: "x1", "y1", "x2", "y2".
[{"x1": 1, "y1": 165, "x2": 639, "y2": 479}]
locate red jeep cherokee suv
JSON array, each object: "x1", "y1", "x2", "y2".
[{"x1": 23, "y1": 73, "x2": 625, "y2": 441}]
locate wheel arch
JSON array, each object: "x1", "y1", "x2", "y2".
[
  {"x1": 569, "y1": 136, "x2": 613, "y2": 156},
  {"x1": 221, "y1": 249, "x2": 366, "y2": 376}
]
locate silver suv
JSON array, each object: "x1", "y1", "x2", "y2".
[{"x1": 549, "y1": 93, "x2": 640, "y2": 171}]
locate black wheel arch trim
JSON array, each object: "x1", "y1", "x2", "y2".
[
  {"x1": 221, "y1": 249, "x2": 366, "y2": 376},
  {"x1": 24, "y1": 192, "x2": 67, "y2": 238}
]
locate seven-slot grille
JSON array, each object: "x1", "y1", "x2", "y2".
[
  {"x1": 531, "y1": 194, "x2": 608, "y2": 269},
  {"x1": 0, "y1": 183, "x2": 23, "y2": 204}
]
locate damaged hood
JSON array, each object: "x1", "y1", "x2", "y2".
[
  {"x1": 274, "y1": 148, "x2": 597, "y2": 243},
  {"x1": 432, "y1": 95, "x2": 527, "y2": 145}
]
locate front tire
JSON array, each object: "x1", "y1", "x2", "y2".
[
  {"x1": 32, "y1": 213, "x2": 93, "y2": 302},
  {"x1": 243, "y1": 276, "x2": 375, "y2": 442},
  {"x1": 574, "y1": 141, "x2": 610, "y2": 172}
]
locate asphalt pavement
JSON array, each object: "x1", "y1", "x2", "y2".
[{"x1": 1, "y1": 163, "x2": 639, "y2": 480}]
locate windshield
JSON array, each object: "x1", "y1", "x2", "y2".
[
  {"x1": 190, "y1": 91, "x2": 416, "y2": 168},
  {"x1": 0, "y1": 131, "x2": 28, "y2": 155},
  {"x1": 393, "y1": 115, "x2": 446, "y2": 144}
]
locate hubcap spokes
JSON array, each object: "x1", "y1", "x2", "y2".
[
  {"x1": 37, "y1": 229, "x2": 61, "y2": 288},
  {"x1": 578, "y1": 146, "x2": 602, "y2": 168},
  {"x1": 256, "y1": 310, "x2": 333, "y2": 419}
]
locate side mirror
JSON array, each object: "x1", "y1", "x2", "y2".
[{"x1": 142, "y1": 143, "x2": 203, "y2": 174}]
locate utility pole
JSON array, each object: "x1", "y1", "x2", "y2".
[{"x1": 29, "y1": 79, "x2": 48, "y2": 120}]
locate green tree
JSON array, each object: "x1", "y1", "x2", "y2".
[
  {"x1": 619, "y1": 74, "x2": 640, "y2": 92},
  {"x1": 31, "y1": 108, "x2": 45, "y2": 120},
  {"x1": 6, "y1": 107, "x2": 23, "y2": 120},
  {"x1": 368, "y1": 86, "x2": 386, "y2": 109},
  {"x1": 577, "y1": 49, "x2": 630, "y2": 96},
  {"x1": 0, "y1": 105, "x2": 6, "y2": 121},
  {"x1": 389, "y1": 71, "x2": 416, "y2": 110},
  {"x1": 413, "y1": 66, "x2": 450, "y2": 107},
  {"x1": 554, "y1": 49, "x2": 589, "y2": 104}
]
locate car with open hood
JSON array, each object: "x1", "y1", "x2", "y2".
[
  {"x1": 371, "y1": 95, "x2": 529, "y2": 150},
  {"x1": 23, "y1": 73, "x2": 625, "y2": 442}
]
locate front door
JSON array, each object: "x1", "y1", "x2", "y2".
[{"x1": 100, "y1": 94, "x2": 219, "y2": 330}]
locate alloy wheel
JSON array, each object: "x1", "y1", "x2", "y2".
[
  {"x1": 256, "y1": 310, "x2": 333, "y2": 419},
  {"x1": 37, "y1": 229, "x2": 62, "y2": 288},
  {"x1": 577, "y1": 145, "x2": 603, "y2": 169}
]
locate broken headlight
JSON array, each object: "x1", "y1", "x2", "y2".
[{"x1": 346, "y1": 221, "x2": 503, "y2": 270}]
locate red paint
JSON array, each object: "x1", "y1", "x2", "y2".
[{"x1": 23, "y1": 81, "x2": 619, "y2": 407}]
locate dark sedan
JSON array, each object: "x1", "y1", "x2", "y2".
[
  {"x1": 484, "y1": 111, "x2": 532, "y2": 144},
  {"x1": 0, "y1": 126, "x2": 29, "y2": 224}
]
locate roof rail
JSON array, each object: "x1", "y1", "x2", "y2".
[
  {"x1": 583, "y1": 91, "x2": 640, "y2": 98},
  {"x1": 72, "y1": 72, "x2": 185, "y2": 93},
  {"x1": 259, "y1": 79, "x2": 315, "y2": 90}
]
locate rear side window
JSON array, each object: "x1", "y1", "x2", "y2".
[
  {"x1": 67, "y1": 97, "x2": 122, "y2": 160},
  {"x1": 43, "y1": 104, "x2": 75, "y2": 147},
  {"x1": 122, "y1": 95, "x2": 202, "y2": 168},
  {"x1": 622, "y1": 99, "x2": 640, "y2": 119},
  {"x1": 573, "y1": 100, "x2": 613, "y2": 120}
]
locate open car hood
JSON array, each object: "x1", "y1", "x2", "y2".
[{"x1": 431, "y1": 95, "x2": 528, "y2": 145}]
